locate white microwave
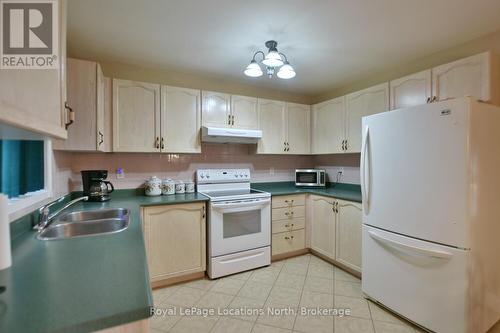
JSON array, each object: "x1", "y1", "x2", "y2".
[{"x1": 295, "y1": 169, "x2": 326, "y2": 187}]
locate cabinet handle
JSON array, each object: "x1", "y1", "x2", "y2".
[
  {"x1": 284, "y1": 199, "x2": 294, "y2": 204},
  {"x1": 228, "y1": 114, "x2": 231, "y2": 125},
  {"x1": 285, "y1": 236, "x2": 294, "y2": 240},
  {"x1": 98, "y1": 131, "x2": 104, "y2": 146},
  {"x1": 161, "y1": 137, "x2": 164, "y2": 150},
  {"x1": 344, "y1": 141, "x2": 348, "y2": 151},
  {"x1": 341, "y1": 140, "x2": 345, "y2": 151},
  {"x1": 426, "y1": 97, "x2": 431, "y2": 103},
  {"x1": 155, "y1": 137, "x2": 160, "y2": 149},
  {"x1": 64, "y1": 102, "x2": 75, "y2": 129},
  {"x1": 285, "y1": 211, "x2": 294, "y2": 216},
  {"x1": 432, "y1": 96, "x2": 438, "y2": 102},
  {"x1": 283, "y1": 141, "x2": 287, "y2": 151},
  {"x1": 231, "y1": 115, "x2": 235, "y2": 126}
]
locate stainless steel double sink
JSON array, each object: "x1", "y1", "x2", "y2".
[{"x1": 37, "y1": 208, "x2": 130, "y2": 241}]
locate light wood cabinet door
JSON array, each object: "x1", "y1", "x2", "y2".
[
  {"x1": 345, "y1": 82, "x2": 389, "y2": 153},
  {"x1": 432, "y1": 52, "x2": 494, "y2": 103},
  {"x1": 202, "y1": 91, "x2": 231, "y2": 128},
  {"x1": 286, "y1": 103, "x2": 310, "y2": 154},
  {"x1": 390, "y1": 70, "x2": 431, "y2": 110},
  {"x1": 336, "y1": 200, "x2": 362, "y2": 272},
  {"x1": 311, "y1": 97, "x2": 345, "y2": 154},
  {"x1": 54, "y1": 59, "x2": 106, "y2": 151},
  {"x1": 310, "y1": 195, "x2": 336, "y2": 260},
  {"x1": 257, "y1": 99, "x2": 286, "y2": 154},
  {"x1": 161, "y1": 86, "x2": 201, "y2": 153},
  {"x1": 142, "y1": 203, "x2": 206, "y2": 282},
  {"x1": 112, "y1": 79, "x2": 161, "y2": 152},
  {"x1": 102, "y1": 77, "x2": 113, "y2": 152},
  {"x1": 231, "y1": 95, "x2": 258, "y2": 129},
  {"x1": 0, "y1": 0, "x2": 67, "y2": 139}
]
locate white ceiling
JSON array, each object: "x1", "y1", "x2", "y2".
[{"x1": 67, "y1": 0, "x2": 500, "y2": 96}]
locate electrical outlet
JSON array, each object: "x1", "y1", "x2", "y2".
[
  {"x1": 116, "y1": 168, "x2": 125, "y2": 179},
  {"x1": 269, "y1": 167, "x2": 275, "y2": 176}
]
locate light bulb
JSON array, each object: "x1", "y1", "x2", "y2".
[
  {"x1": 244, "y1": 60, "x2": 263, "y2": 77},
  {"x1": 262, "y1": 50, "x2": 284, "y2": 67},
  {"x1": 277, "y1": 63, "x2": 296, "y2": 79}
]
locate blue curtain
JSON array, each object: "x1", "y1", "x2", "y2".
[{"x1": 0, "y1": 140, "x2": 44, "y2": 198}]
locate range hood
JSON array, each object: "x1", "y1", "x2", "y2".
[{"x1": 201, "y1": 126, "x2": 262, "y2": 144}]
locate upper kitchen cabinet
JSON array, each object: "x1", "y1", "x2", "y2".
[
  {"x1": 345, "y1": 82, "x2": 389, "y2": 153},
  {"x1": 257, "y1": 99, "x2": 286, "y2": 154},
  {"x1": 54, "y1": 58, "x2": 109, "y2": 151},
  {"x1": 257, "y1": 100, "x2": 310, "y2": 154},
  {"x1": 113, "y1": 79, "x2": 161, "y2": 152},
  {"x1": 230, "y1": 95, "x2": 258, "y2": 129},
  {"x1": 390, "y1": 70, "x2": 432, "y2": 110},
  {"x1": 311, "y1": 97, "x2": 345, "y2": 154},
  {"x1": 432, "y1": 51, "x2": 498, "y2": 104},
  {"x1": 161, "y1": 86, "x2": 201, "y2": 153},
  {"x1": 286, "y1": 103, "x2": 310, "y2": 154},
  {"x1": 0, "y1": 0, "x2": 67, "y2": 139},
  {"x1": 201, "y1": 91, "x2": 231, "y2": 128}
]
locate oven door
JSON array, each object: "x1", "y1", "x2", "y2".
[{"x1": 210, "y1": 197, "x2": 271, "y2": 257}]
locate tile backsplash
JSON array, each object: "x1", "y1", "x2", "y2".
[
  {"x1": 53, "y1": 144, "x2": 361, "y2": 192},
  {"x1": 65, "y1": 144, "x2": 315, "y2": 191}
]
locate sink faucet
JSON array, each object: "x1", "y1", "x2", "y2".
[{"x1": 34, "y1": 196, "x2": 89, "y2": 232}]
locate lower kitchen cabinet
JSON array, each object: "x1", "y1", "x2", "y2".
[
  {"x1": 310, "y1": 195, "x2": 336, "y2": 260},
  {"x1": 271, "y1": 194, "x2": 306, "y2": 257},
  {"x1": 142, "y1": 203, "x2": 206, "y2": 284},
  {"x1": 309, "y1": 195, "x2": 362, "y2": 274},
  {"x1": 335, "y1": 199, "x2": 362, "y2": 272}
]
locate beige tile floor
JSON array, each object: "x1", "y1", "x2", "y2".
[{"x1": 150, "y1": 254, "x2": 424, "y2": 333}]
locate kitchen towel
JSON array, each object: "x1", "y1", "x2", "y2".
[{"x1": 0, "y1": 194, "x2": 12, "y2": 270}]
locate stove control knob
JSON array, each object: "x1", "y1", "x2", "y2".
[
  {"x1": 234, "y1": 174, "x2": 238, "y2": 178},
  {"x1": 200, "y1": 174, "x2": 204, "y2": 178},
  {"x1": 206, "y1": 175, "x2": 210, "y2": 178}
]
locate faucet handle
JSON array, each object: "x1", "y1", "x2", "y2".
[{"x1": 35, "y1": 195, "x2": 65, "y2": 230}]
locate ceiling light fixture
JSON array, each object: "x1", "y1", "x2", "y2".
[{"x1": 244, "y1": 40, "x2": 295, "y2": 79}]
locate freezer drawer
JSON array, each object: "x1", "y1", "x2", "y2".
[{"x1": 362, "y1": 225, "x2": 468, "y2": 333}]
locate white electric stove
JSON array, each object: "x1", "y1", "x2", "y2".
[{"x1": 197, "y1": 169, "x2": 271, "y2": 279}]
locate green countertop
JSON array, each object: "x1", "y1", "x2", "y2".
[
  {"x1": 252, "y1": 182, "x2": 362, "y2": 203},
  {"x1": 0, "y1": 183, "x2": 358, "y2": 333},
  {"x1": 0, "y1": 190, "x2": 208, "y2": 333}
]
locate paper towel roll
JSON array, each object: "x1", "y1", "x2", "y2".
[{"x1": 0, "y1": 194, "x2": 12, "y2": 270}]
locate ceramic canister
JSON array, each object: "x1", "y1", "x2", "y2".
[
  {"x1": 175, "y1": 180, "x2": 185, "y2": 194},
  {"x1": 162, "y1": 178, "x2": 176, "y2": 195},
  {"x1": 145, "y1": 176, "x2": 162, "y2": 196},
  {"x1": 185, "y1": 180, "x2": 195, "y2": 193}
]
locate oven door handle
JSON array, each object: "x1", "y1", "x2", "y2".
[{"x1": 211, "y1": 198, "x2": 270, "y2": 209}]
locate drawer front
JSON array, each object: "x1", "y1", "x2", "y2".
[
  {"x1": 272, "y1": 229, "x2": 306, "y2": 255},
  {"x1": 272, "y1": 205, "x2": 305, "y2": 221},
  {"x1": 272, "y1": 194, "x2": 305, "y2": 208},
  {"x1": 272, "y1": 218, "x2": 305, "y2": 234}
]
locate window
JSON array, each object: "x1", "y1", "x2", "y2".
[
  {"x1": 0, "y1": 140, "x2": 52, "y2": 220},
  {"x1": 0, "y1": 140, "x2": 44, "y2": 198}
]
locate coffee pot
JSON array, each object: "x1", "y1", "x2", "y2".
[{"x1": 81, "y1": 170, "x2": 114, "y2": 202}]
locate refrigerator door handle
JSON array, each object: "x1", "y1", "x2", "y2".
[
  {"x1": 360, "y1": 126, "x2": 370, "y2": 212},
  {"x1": 368, "y1": 230, "x2": 453, "y2": 259}
]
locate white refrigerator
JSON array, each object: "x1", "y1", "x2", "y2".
[{"x1": 361, "y1": 97, "x2": 500, "y2": 333}]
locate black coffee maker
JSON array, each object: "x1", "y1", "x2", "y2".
[{"x1": 81, "y1": 170, "x2": 114, "y2": 202}]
